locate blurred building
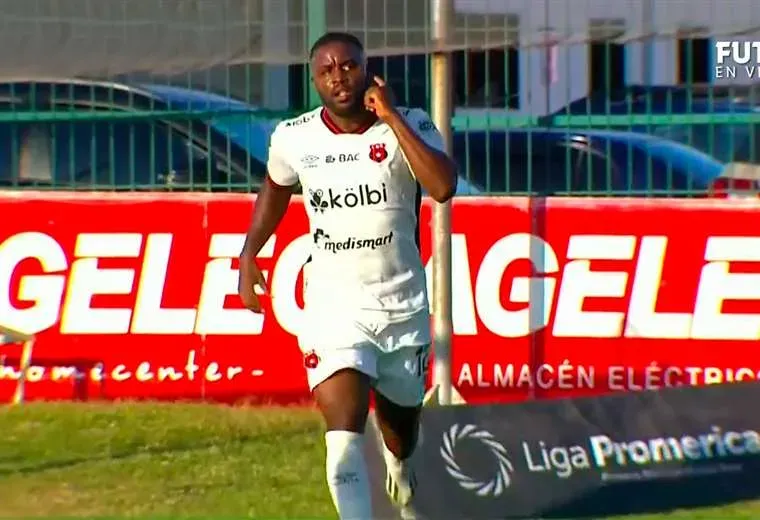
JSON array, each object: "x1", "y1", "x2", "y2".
[{"x1": 258, "y1": 0, "x2": 760, "y2": 116}]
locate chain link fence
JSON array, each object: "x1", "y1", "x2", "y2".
[{"x1": 1, "y1": 0, "x2": 760, "y2": 194}]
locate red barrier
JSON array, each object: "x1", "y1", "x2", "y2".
[{"x1": 2, "y1": 191, "x2": 760, "y2": 404}]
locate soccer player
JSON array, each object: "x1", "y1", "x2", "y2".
[{"x1": 238, "y1": 32, "x2": 457, "y2": 519}]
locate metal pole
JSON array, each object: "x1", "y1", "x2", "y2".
[
  {"x1": 262, "y1": 0, "x2": 290, "y2": 110},
  {"x1": 430, "y1": 0, "x2": 453, "y2": 406},
  {"x1": 306, "y1": 0, "x2": 327, "y2": 109},
  {"x1": 0, "y1": 325, "x2": 35, "y2": 405},
  {"x1": 642, "y1": 0, "x2": 655, "y2": 85}
]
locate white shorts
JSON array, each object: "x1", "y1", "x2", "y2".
[{"x1": 297, "y1": 308, "x2": 431, "y2": 407}]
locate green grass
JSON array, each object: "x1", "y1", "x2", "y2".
[
  {"x1": 0, "y1": 402, "x2": 330, "y2": 519},
  {"x1": 0, "y1": 402, "x2": 759, "y2": 519}
]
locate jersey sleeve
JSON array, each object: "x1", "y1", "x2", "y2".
[
  {"x1": 406, "y1": 108, "x2": 446, "y2": 153},
  {"x1": 400, "y1": 108, "x2": 448, "y2": 180},
  {"x1": 266, "y1": 124, "x2": 299, "y2": 187}
]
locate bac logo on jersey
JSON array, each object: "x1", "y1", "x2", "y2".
[
  {"x1": 326, "y1": 153, "x2": 359, "y2": 163},
  {"x1": 369, "y1": 143, "x2": 388, "y2": 163}
]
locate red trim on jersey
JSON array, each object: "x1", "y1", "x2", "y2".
[
  {"x1": 320, "y1": 108, "x2": 377, "y2": 135},
  {"x1": 414, "y1": 182, "x2": 422, "y2": 254},
  {"x1": 266, "y1": 175, "x2": 295, "y2": 189}
]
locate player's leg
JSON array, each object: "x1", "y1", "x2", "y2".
[
  {"x1": 304, "y1": 346, "x2": 378, "y2": 520},
  {"x1": 373, "y1": 343, "x2": 430, "y2": 518},
  {"x1": 374, "y1": 386, "x2": 422, "y2": 506}
]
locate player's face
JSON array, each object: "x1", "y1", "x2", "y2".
[{"x1": 311, "y1": 41, "x2": 368, "y2": 117}]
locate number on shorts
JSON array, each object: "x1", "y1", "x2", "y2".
[{"x1": 414, "y1": 346, "x2": 430, "y2": 379}]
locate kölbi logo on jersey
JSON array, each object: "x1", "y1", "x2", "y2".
[
  {"x1": 308, "y1": 183, "x2": 388, "y2": 213},
  {"x1": 714, "y1": 41, "x2": 760, "y2": 79}
]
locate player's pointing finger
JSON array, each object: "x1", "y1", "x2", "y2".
[
  {"x1": 253, "y1": 270, "x2": 268, "y2": 294},
  {"x1": 373, "y1": 76, "x2": 386, "y2": 87}
]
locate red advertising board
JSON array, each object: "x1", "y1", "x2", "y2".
[{"x1": 2, "y1": 191, "x2": 760, "y2": 404}]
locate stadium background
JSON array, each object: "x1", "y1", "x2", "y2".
[
  {"x1": 2, "y1": 0, "x2": 760, "y2": 194},
  {"x1": 2, "y1": 2, "x2": 760, "y2": 518},
  {"x1": 125, "y1": 0, "x2": 760, "y2": 116}
]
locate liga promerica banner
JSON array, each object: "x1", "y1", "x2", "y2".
[{"x1": 408, "y1": 381, "x2": 760, "y2": 518}]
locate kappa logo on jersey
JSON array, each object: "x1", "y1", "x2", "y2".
[
  {"x1": 301, "y1": 154, "x2": 320, "y2": 169},
  {"x1": 313, "y1": 228, "x2": 394, "y2": 253},
  {"x1": 369, "y1": 143, "x2": 388, "y2": 163},
  {"x1": 308, "y1": 184, "x2": 388, "y2": 213}
]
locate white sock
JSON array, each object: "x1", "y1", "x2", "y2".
[{"x1": 325, "y1": 430, "x2": 373, "y2": 520}]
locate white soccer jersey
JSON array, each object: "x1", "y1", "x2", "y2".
[{"x1": 267, "y1": 106, "x2": 446, "y2": 321}]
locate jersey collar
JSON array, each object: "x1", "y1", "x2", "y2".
[{"x1": 320, "y1": 108, "x2": 378, "y2": 135}]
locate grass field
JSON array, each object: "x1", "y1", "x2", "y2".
[{"x1": 1, "y1": 402, "x2": 759, "y2": 519}]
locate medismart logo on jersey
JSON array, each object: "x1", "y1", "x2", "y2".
[
  {"x1": 313, "y1": 228, "x2": 394, "y2": 253},
  {"x1": 308, "y1": 184, "x2": 388, "y2": 213},
  {"x1": 715, "y1": 41, "x2": 760, "y2": 79}
]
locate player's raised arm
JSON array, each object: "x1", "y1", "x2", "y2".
[
  {"x1": 364, "y1": 76, "x2": 458, "y2": 203},
  {"x1": 238, "y1": 126, "x2": 298, "y2": 313}
]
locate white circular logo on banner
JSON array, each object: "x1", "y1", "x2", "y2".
[{"x1": 440, "y1": 423, "x2": 515, "y2": 497}]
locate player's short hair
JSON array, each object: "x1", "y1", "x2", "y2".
[{"x1": 309, "y1": 32, "x2": 364, "y2": 59}]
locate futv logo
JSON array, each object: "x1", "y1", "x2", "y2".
[
  {"x1": 308, "y1": 184, "x2": 388, "y2": 213},
  {"x1": 715, "y1": 41, "x2": 760, "y2": 79}
]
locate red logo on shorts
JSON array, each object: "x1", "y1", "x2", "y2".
[
  {"x1": 369, "y1": 143, "x2": 388, "y2": 163},
  {"x1": 303, "y1": 350, "x2": 320, "y2": 369}
]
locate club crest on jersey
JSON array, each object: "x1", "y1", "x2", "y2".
[
  {"x1": 369, "y1": 143, "x2": 388, "y2": 163},
  {"x1": 303, "y1": 350, "x2": 320, "y2": 369}
]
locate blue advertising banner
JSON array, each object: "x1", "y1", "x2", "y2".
[{"x1": 393, "y1": 382, "x2": 760, "y2": 519}]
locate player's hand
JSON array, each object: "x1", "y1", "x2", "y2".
[
  {"x1": 364, "y1": 76, "x2": 397, "y2": 122},
  {"x1": 238, "y1": 259, "x2": 268, "y2": 313}
]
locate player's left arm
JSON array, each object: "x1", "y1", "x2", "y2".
[{"x1": 365, "y1": 77, "x2": 457, "y2": 203}]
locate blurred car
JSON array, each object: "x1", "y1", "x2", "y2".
[
  {"x1": 0, "y1": 78, "x2": 482, "y2": 195},
  {"x1": 542, "y1": 85, "x2": 760, "y2": 165},
  {"x1": 2, "y1": 78, "x2": 752, "y2": 198},
  {"x1": 0, "y1": 79, "x2": 271, "y2": 190},
  {"x1": 453, "y1": 127, "x2": 748, "y2": 196}
]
